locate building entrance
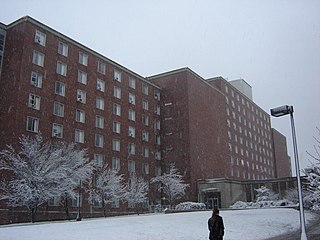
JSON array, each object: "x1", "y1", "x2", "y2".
[
  {"x1": 203, "y1": 190, "x2": 221, "y2": 209},
  {"x1": 207, "y1": 198, "x2": 219, "y2": 209}
]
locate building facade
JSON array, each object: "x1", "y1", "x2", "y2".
[
  {"x1": 0, "y1": 16, "x2": 291, "y2": 223},
  {"x1": 272, "y1": 128, "x2": 292, "y2": 178},
  {"x1": 208, "y1": 77, "x2": 280, "y2": 181},
  {"x1": 148, "y1": 69, "x2": 230, "y2": 201}
]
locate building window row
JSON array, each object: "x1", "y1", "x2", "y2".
[
  {"x1": 92, "y1": 155, "x2": 158, "y2": 177},
  {"x1": 33, "y1": 31, "x2": 162, "y2": 104}
]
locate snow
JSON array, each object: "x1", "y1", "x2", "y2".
[
  {"x1": 175, "y1": 201, "x2": 206, "y2": 211},
  {"x1": 0, "y1": 208, "x2": 318, "y2": 240}
]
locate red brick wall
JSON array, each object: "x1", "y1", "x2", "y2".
[
  {"x1": 0, "y1": 18, "x2": 161, "y2": 223},
  {"x1": 149, "y1": 69, "x2": 229, "y2": 201},
  {"x1": 272, "y1": 128, "x2": 292, "y2": 178},
  {"x1": 187, "y1": 73, "x2": 229, "y2": 198}
]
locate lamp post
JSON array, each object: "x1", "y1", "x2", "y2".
[{"x1": 270, "y1": 105, "x2": 307, "y2": 240}]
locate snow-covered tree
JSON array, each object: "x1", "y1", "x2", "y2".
[
  {"x1": 87, "y1": 165, "x2": 126, "y2": 217},
  {"x1": 151, "y1": 163, "x2": 189, "y2": 209},
  {"x1": 54, "y1": 142, "x2": 95, "y2": 219},
  {"x1": 0, "y1": 134, "x2": 93, "y2": 222},
  {"x1": 304, "y1": 127, "x2": 320, "y2": 211},
  {"x1": 124, "y1": 173, "x2": 149, "y2": 214},
  {"x1": 255, "y1": 186, "x2": 279, "y2": 202}
]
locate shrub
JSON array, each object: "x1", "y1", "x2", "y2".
[{"x1": 175, "y1": 202, "x2": 206, "y2": 211}]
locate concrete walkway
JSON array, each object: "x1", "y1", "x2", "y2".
[{"x1": 267, "y1": 214, "x2": 320, "y2": 240}]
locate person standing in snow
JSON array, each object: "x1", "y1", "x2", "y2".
[{"x1": 208, "y1": 209, "x2": 224, "y2": 240}]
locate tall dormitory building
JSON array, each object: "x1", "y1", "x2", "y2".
[{"x1": 0, "y1": 16, "x2": 291, "y2": 223}]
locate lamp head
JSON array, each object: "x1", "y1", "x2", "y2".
[{"x1": 270, "y1": 105, "x2": 293, "y2": 117}]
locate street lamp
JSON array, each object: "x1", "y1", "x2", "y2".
[{"x1": 270, "y1": 105, "x2": 307, "y2": 240}]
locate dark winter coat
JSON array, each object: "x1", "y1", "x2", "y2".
[{"x1": 208, "y1": 216, "x2": 224, "y2": 240}]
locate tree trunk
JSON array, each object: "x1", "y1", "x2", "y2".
[
  {"x1": 102, "y1": 200, "x2": 106, "y2": 217},
  {"x1": 64, "y1": 194, "x2": 70, "y2": 220},
  {"x1": 30, "y1": 207, "x2": 37, "y2": 223}
]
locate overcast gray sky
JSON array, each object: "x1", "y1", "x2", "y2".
[{"x1": 2, "y1": 0, "x2": 320, "y2": 173}]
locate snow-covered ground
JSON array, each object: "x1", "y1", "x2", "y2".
[{"x1": 0, "y1": 208, "x2": 318, "y2": 240}]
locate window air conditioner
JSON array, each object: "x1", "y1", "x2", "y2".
[{"x1": 129, "y1": 130, "x2": 134, "y2": 137}]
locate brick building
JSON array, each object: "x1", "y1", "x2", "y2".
[
  {"x1": 148, "y1": 69, "x2": 229, "y2": 201},
  {"x1": 0, "y1": 16, "x2": 291, "y2": 223},
  {"x1": 272, "y1": 128, "x2": 292, "y2": 178},
  {"x1": 208, "y1": 77, "x2": 278, "y2": 181}
]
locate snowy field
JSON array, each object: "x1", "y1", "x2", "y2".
[{"x1": 0, "y1": 208, "x2": 318, "y2": 240}]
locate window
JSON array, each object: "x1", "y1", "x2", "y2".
[
  {"x1": 155, "y1": 166, "x2": 161, "y2": 176},
  {"x1": 225, "y1": 85, "x2": 228, "y2": 93},
  {"x1": 97, "y1": 79, "x2": 105, "y2": 92},
  {"x1": 142, "y1": 146, "x2": 149, "y2": 158},
  {"x1": 58, "y1": 41, "x2": 68, "y2": 57},
  {"x1": 78, "y1": 70, "x2": 87, "y2": 85},
  {"x1": 53, "y1": 102, "x2": 64, "y2": 117},
  {"x1": 114, "y1": 70, "x2": 121, "y2": 82},
  {"x1": 155, "y1": 106, "x2": 160, "y2": 115},
  {"x1": 112, "y1": 157, "x2": 120, "y2": 171},
  {"x1": 142, "y1": 163, "x2": 149, "y2": 174},
  {"x1": 95, "y1": 115, "x2": 104, "y2": 129},
  {"x1": 128, "y1": 143, "x2": 135, "y2": 155},
  {"x1": 26, "y1": 116, "x2": 39, "y2": 132},
  {"x1": 142, "y1": 130, "x2": 149, "y2": 142},
  {"x1": 128, "y1": 126, "x2": 135, "y2": 138},
  {"x1": 114, "y1": 86, "x2": 121, "y2": 99},
  {"x1": 142, "y1": 84, "x2": 148, "y2": 95},
  {"x1": 55, "y1": 81, "x2": 65, "y2": 96},
  {"x1": 142, "y1": 99, "x2": 148, "y2": 111},
  {"x1": 129, "y1": 77, "x2": 136, "y2": 89},
  {"x1": 35, "y1": 30, "x2": 46, "y2": 46},
  {"x1": 56, "y1": 61, "x2": 67, "y2": 76},
  {"x1": 76, "y1": 109, "x2": 85, "y2": 123},
  {"x1": 155, "y1": 151, "x2": 161, "y2": 160},
  {"x1": 32, "y1": 51, "x2": 44, "y2": 67},
  {"x1": 128, "y1": 93, "x2": 135, "y2": 105},
  {"x1": 128, "y1": 109, "x2": 135, "y2": 121},
  {"x1": 28, "y1": 94, "x2": 40, "y2": 110},
  {"x1": 155, "y1": 120, "x2": 160, "y2": 130},
  {"x1": 77, "y1": 90, "x2": 86, "y2": 103},
  {"x1": 75, "y1": 129, "x2": 84, "y2": 143},
  {"x1": 52, "y1": 123, "x2": 63, "y2": 138},
  {"x1": 154, "y1": 90, "x2": 160, "y2": 100},
  {"x1": 30, "y1": 71, "x2": 43, "y2": 88},
  {"x1": 48, "y1": 196, "x2": 60, "y2": 207},
  {"x1": 96, "y1": 97, "x2": 104, "y2": 110},
  {"x1": 79, "y1": 52, "x2": 88, "y2": 66},
  {"x1": 156, "y1": 135, "x2": 161, "y2": 145},
  {"x1": 113, "y1": 121, "x2": 121, "y2": 134},
  {"x1": 72, "y1": 195, "x2": 82, "y2": 207},
  {"x1": 112, "y1": 139, "x2": 120, "y2": 151},
  {"x1": 94, "y1": 154, "x2": 104, "y2": 167},
  {"x1": 113, "y1": 103, "x2": 121, "y2": 116},
  {"x1": 111, "y1": 198, "x2": 119, "y2": 208},
  {"x1": 97, "y1": 60, "x2": 105, "y2": 74},
  {"x1": 128, "y1": 160, "x2": 135, "y2": 173},
  {"x1": 142, "y1": 114, "x2": 149, "y2": 126},
  {"x1": 95, "y1": 134, "x2": 104, "y2": 148}
]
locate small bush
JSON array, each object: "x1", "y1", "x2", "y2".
[{"x1": 175, "y1": 202, "x2": 206, "y2": 211}]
